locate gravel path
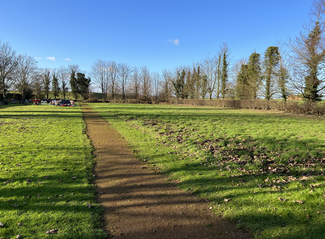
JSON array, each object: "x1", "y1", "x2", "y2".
[{"x1": 82, "y1": 104, "x2": 251, "y2": 239}]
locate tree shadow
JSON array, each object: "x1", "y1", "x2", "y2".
[{"x1": 88, "y1": 103, "x2": 325, "y2": 238}]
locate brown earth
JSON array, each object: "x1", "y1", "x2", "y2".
[{"x1": 82, "y1": 104, "x2": 252, "y2": 239}]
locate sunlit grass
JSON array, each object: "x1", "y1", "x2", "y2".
[
  {"x1": 0, "y1": 104, "x2": 106, "y2": 239},
  {"x1": 89, "y1": 103, "x2": 325, "y2": 239}
]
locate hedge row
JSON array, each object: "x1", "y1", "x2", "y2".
[
  {"x1": 83, "y1": 98, "x2": 325, "y2": 115},
  {"x1": 170, "y1": 99, "x2": 325, "y2": 115}
]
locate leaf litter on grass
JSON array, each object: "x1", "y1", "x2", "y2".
[{"x1": 89, "y1": 103, "x2": 325, "y2": 239}]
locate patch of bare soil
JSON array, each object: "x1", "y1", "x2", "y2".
[{"x1": 82, "y1": 104, "x2": 251, "y2": 239}]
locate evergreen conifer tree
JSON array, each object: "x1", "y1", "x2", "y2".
[
  {"x1": 201, "y1": 75, "x2": 208, "y2": 99},
  {"x1": 264, "y1": 46, "x2": 280, "y2": 100},
  {"x1": 76, "y1": 73, "x2": 91, "y2": 100},
  {"x1": 303, "y1": 21, "x2": 325, "y2": 101},
  {"x1": 52, "y1": 73, "x2": 60, "y2": 99},
  {"x1": 247, "y1": 52, "x2": 262, "y2": 99},
  {"x1": 70, "y1": 69, "x2": 78, "y2": 100},
  {"x1": 172, "y1": 69, "x2": 187, "y2": 99},
  {"x1": 43, "y1": 70, "x2": 51, "y2": 99},
  {"x1": 278, "y1": 61, "x2": 289, "y2": 101},
  {"x1": 221, "y1": 52, "x2": 229, "y2": 99},
  {"x1": 236, "y1": 64, "x2": 249, "y2": 99}
]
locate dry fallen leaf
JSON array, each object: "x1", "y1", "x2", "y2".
[
  {"x1": 224, "y1": 198, "x2": 231, "y2": 202},
  {"x1": 46, "y1": 229, "x2": 57, "y2": 234},
  {"x1": 293, "y1": 200, "x2": 304, "y2": 204}
]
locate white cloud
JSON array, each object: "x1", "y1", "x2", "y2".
[
  {"x1": 46, "y1": 56, "x2": 56, "y2": 61},
  {"x1": 64, "y1": 58, "x2": 71, "y2": 61},
  {"x1": 34, "y1": 57, "x2": 41, "y2": 60},
  {"x1": 168, "y1": 39, "x2": 180, "y2": 45}
]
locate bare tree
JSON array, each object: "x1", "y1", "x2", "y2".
[
  {"x1": 151, "y1": 71, "x2": 161, "y2": 102},
  {"x1": 130, "y1": 67, "x2": 140, "y2": 99},
  {"x1": 32, "y1": 69, "x2": 43, "y2": 99},
  {"x1": 14, "y1": 54, "x2": 37, "y2": 100},
  {"x1": 57, "y1": 66, "x2": 69, "y2": 99},
  {"x1": 162, "y1": 69, "x2": 173, "y2": 102},
  {"x1": 118, "y1": 63, "x2": 132, "y2": 100},
  {"x1": 68, "y1": 64, "x2": 80, "y2": 73},
  {"x1": 312, "y1": 0, "x2": 325, "y2": 21},
  {"x1": 139, "y1": 66, "x2": 151, "y2": 100},
  {"x1": 0, "y1": 40, "x2": 17, "y2": 101},
  {"x1": 107, "y1": 61, "x2": 119, "y2": 100},
  {"x1": 201, "y1": 53, "x2": 222, "y2": 100},
  {"x1": 91, "y1": 60, "x2": 109, "y2": 101}
]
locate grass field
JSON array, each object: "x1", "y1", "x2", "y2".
[
  {"x1": 89, "y1": 103, "x2": 325, "y2": 239},
  {"x1": 0, "y1": 104, "x2": 106, "y2": 239}
]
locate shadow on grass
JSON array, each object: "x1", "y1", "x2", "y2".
[
  {"x1": 0, "y1": 103, "x2": 34, "y2": 110},
  {"x1": 87, "y1": 104, "x2": 325, "y2": 239},
  {"x1": 96, "y1": 148, "x2": 325, "y2": 238}
]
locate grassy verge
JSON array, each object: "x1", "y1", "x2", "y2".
[
  {"x1": 0, "y1": 104, "x2": 106, "y2": 239},
  {"x1": 89, "y1": 103, "x2": 325, "y2": 239}
]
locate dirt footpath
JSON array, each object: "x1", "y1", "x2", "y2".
[{"x1": 82, "y1": 104, "x2": 251, "y2": 239}]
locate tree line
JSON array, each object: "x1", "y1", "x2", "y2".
[
  {"x1": 0, "y1": 46, "x2": 91, "y2": 102},
  {"x1": 1, "y1": 0, "x2": 325, "y2": 103},
  {"x1": 87, "y1": 0, "x2": 325, "y2": 103}
]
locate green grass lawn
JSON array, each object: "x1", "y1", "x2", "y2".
[
  {"x1": 89, "y1": 103, "x2": 325, "y2": 239},
  {"x1": 0, "y1": 104, "x2": 106, "y2": 239}
]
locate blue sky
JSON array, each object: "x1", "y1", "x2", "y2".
[{"x1": 1, "y1": 0, "x2": 313, "y2": 74}]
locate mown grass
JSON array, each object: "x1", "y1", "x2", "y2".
[
  {"x1": 89, "y1": 103, "x2": 325, "y2": 239},
  {"x1": 0, "y1": 104, "x2": 106, "y2": 239}
]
